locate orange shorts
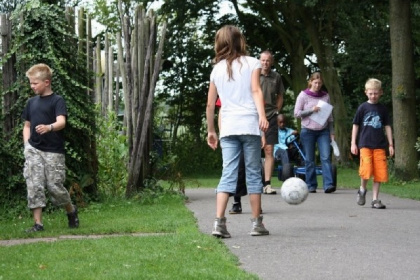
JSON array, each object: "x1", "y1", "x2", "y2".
[{"x1": 359, "y1": 148, "x2": 388, "y2": 182}]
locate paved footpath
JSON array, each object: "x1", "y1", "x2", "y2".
[{"x1": 185, "y1": 187, "x2": 420, "y2": 280}]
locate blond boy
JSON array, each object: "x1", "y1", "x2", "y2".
[
  {"x1": 22, "y1": 63, "x2": 79, "y2": 232},
  {"x1": 351, "y1": 78, "x2": 394, "y2": 209}
]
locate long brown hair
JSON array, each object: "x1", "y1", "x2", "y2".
[
  {"x1": 213, "y1": 25, "x2": 248, "y2": 80},
  {"x1": 307, "y1": 72, "x2": 323, "y2": 88}
]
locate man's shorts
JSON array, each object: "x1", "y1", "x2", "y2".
[
  {"x1": 265, "y1": 114, "x2": 278, "y2": 146},
  {"x1": 359, "y1": 148, "x2": 388, "y2": 182}
]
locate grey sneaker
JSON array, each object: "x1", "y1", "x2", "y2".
[
  {"x1": 357, "y1": 189, "x2": 367, "y2": 206},
  {"x1": 25, "y1": 223, "x2": 44, "y2": 233},
  {"x1": 263, "y1": 185, "x2": 277, "y2": 194},
  {"x1": 250, "y1": 216, "x2": 269, "y2": 236},
  {"x1": 212, "y1": 217, "x2": 231, "y2": 238},
  {"x1": 371, "y1": 200, "x2": 386, "y2": 209}
]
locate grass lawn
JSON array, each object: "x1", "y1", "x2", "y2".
[
  {"x1": 0, "y1": 195, "x2": 259, "y2": 280},
  {"x1": 1, "y1": 166, "x2": 418, "y2": 279}
]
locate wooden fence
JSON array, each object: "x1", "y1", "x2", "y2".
[{"x1": 0, "y1": 3, "x2": 166, "y2": 194}]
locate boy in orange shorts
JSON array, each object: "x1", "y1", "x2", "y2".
[{"x1": 350, "y1": 78, "x2": 394, "y2": 209}]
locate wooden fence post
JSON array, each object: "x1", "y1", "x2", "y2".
[
  {"x1": 1, "y1": 13, "x2": 17, "y2": 140},
  {"x1": 1, "y1": 5, "x2": 167, "y2": 193}
]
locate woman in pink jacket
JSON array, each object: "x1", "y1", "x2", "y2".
[{"x1": 294, "y1": 72, "x2": 335, "y2": 193}]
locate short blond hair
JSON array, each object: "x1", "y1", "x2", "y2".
[
  {"x1": 26, "y1": 63, "x2": 53, "y2": 81},
  {"x1": 365, "y1": 78, "x2": 382, "y2": 90}
]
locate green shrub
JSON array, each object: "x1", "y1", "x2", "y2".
[
  {"x1": 171, "y1": 134, "x2": 222, "y2": 176},
  {"x1": 96, "y1": 110, "x2": 128, "y2": 199}
]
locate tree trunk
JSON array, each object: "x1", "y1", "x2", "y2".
[
  {"x1": 107, "y1": 44, "x2": 114, "y2": 111},
  {"x1": 389, "y1": 0, "x2": 419, "y2": 180},
  {"x1": 94, "y1": 37, "x2": 102, "y2": 105},
  {"x1": 103, "y1": 34, "x2": 110, "y2": 113},
  {"x1": 86, "y1": 13, "x2": 93, "y2": 97},
  {"x1": 126, "y1": 21, "x2": 166, "y2": 196},
  {"x1": 131, "y1": 8, "x2": 139, "y2": 129},
  {"x1": 301, "y1": 10, "x2": 350, "y2": 164},
  {"x1": 77, "y1": 8, "x2": 86, "y2": 58}
]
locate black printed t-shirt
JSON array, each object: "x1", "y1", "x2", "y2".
[
  {"x1": 22, "y1": 93, "x2": 67, "y2": 153},
  {"x1": 352, "y1": 101, "x2": 391, "y2": 149}
]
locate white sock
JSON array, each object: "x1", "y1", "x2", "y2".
[{"x1": 360, "y1": 186, "x2": 366, "y2": 193}]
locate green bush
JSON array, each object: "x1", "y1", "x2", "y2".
[
  {"x1": 171, "y1": 134, "x2": 222, "y2": 176},
  {"x1": 96, "y1": 110, "x2": 128, "y2": 199},
  {"x1": 0, "y1": 121, "x2": 27, "y2": 220}
]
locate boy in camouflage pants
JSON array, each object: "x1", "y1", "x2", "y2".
[{"x1": 22, "y1": 63, "x2": 79, "y2": 232}]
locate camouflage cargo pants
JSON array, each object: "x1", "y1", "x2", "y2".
[{"x1": 23, "y1": 143, "x2": 71, "y2": 209}]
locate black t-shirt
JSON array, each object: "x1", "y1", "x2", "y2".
[
  {"x1": 352, "y1": 101, "x2": 391, "y2": 149},
  {"x1": 22, "y1": 93, "x2": 67, "y2": 153}
]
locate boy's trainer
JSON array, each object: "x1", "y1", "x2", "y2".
[
  {"x1": 212, "y1": 217, "x2": 231, "y2": 238},
  {"x1": 67, "y1": 205, "x2": 79, "y2": 228},
  {"x1": 263, "y1": 185, "x2": 276, "y2": 194},
  {"x1": 357, "y1": 189, "x2": 367, "y2": 205},
  {"x1": 371, "y1": 200, "x2": 386, "y2": 209},
  {"x1": 250, "y1": 216, "x2": 269, "y2": 236},
  {"x1": 25, "y1": 223, "x2": 44, "y2": 233}
]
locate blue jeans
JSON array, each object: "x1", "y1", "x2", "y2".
[
  {"x1": 300, "y1": 128, "x2": 333, "y2": 190},
  {"x1": 218, "y1": 135, "x2": 263, "y2": 194}
]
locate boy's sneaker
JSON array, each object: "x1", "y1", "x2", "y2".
[
  {"x1": 357, "y1": 189, "x2": 367, "y2": 205},
  {"x1": 67, "y1": 205, "x2": 79, "y2": 228},
  {"x1": 250, "y1": 216, "x2": 269, "y2": 236},
  {"x1": 263, "y1": 185, "x2": 276, "y2": 194},
  {"x1": 25, "y1": 223, "x2": 44, "y2": 233},
  {"x1": 371, "y1": 200, "x2": 386, "y2": 209},
  {"x1": 212, "y1": 217, "x2": 231, "y2": 238},
  {"x1": 229, "y1": 202, "x2": 242, "y2": 214}
]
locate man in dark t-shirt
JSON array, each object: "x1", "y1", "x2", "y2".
[{"x1": 260, "y1": 50, "x2": 285, "y2": 194}]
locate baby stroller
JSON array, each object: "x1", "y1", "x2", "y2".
[{"x1": 277, "y1": 133, "x2": 337, "y2": 186}]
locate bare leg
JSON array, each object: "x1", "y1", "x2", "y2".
[
  {"x1": 249, "y1": 194, "x2": 262, "y2": 219},
  {"x1": 216, "y1": 192, "x2": 229, "y2": 218},
  {"x1": 372, "y1": 181, "x2": 381, "y2": 200},
  {"x1": 361, "y1": 178, "x2": 368, "y2": 191},
  {"x1": 32, "y1": 207, "x2": 43, "y2": 225},
  {"x1": 264, "y1": 144, "x2": 274, "y2": 181}
]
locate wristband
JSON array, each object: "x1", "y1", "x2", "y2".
[{"x1": 50, "y1": 124, "x2": 54, "y2": 132}]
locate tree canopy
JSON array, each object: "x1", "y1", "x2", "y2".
[
  {"x1": 1, "y1": 0, "x2": 419, "y2": 213},
  {"x1": 153, "y1": 0, "x2": 419, "y2": 178}
]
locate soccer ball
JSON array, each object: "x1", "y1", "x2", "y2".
[{"x1": 280, "y1": 177, "x2": 309, "y2": 205}]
